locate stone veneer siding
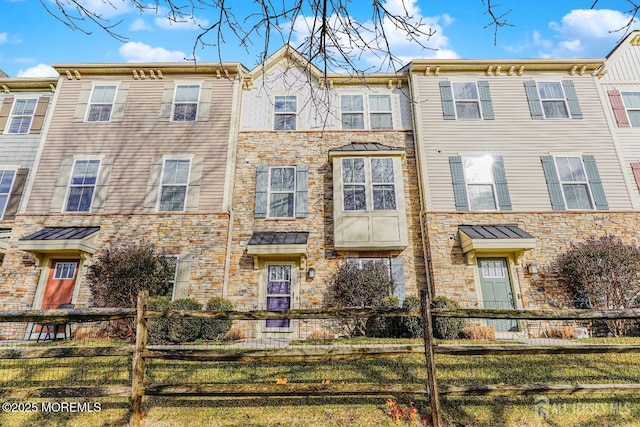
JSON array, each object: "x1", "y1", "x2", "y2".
[
  {"x1": 228, "y1": 130, "x2": 427, "y2": 337},
  {"x1": 424, "y1": 211, "x2": 640, "y2": 312}
]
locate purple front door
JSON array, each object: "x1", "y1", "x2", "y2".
[{"x1": 265, "y1": 265, "x2": 292, "y2": 328}]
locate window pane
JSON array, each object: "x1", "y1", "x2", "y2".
[
  {"x1": 162, "y1": 160, "x2": 190, "y2": 185},
  {"x1": 369, "y1": 95, "x2": 391, "y2": 111},
  {"x1": 269, "y1": 193, "x2": 294, "y2": 217},
  {"x1": 453, "y1": 82, "x2": 478, "y2": 100},
  {"x1": 173, "y1": 104, "x2": 197, "y2": 121},
  {"x1": 373, "y1": 185, "x2": 396, "y2": 210},
  {"x1": 468, "y1": 184, "x2": 496, "y2": 210},
  {"x1": 341, "y1": 95, "x2": 363, "y2": 112},
  {"x1": 270, "y1": 167, "x2": 295, "y2": 191},
  {"x1": 628, "y1": 110, "x2": 640, "y2": 127},
  {"x1": 13, "y1": 99, "x2": 36, "y2": 115},
  {"x1": 542, "y1": 101, "x2": 569, "y2": 118},
  {"x1": 538, "y1": 82, "x2": 564, "y2": 99},
  {"x1": 175, "y1": 85, "x2": 200, "y2": 102},
  {"x1": 342, "y1": 113, "x2": 364, "y2": 129},
  {"x1": 91, "y1": 86, "x2": 116, "y2": 103},
  {"x1": 370, "y1": 113, "x2": 392, "y2": 129},
  {"x1": 71, "y1": 160, "x2": 99, "y2": 185},
  {"x1": 455, "y1": 102, "x2": 481, "y2": 119},
  {"x1": 371, "y1": 158, "x2": 394, "y2": 183},
  {"x1": 343, "y1": 185, "x2": 366, "y2": 211},
  {"x1": 563, "y1": 184, "x2": 592, "y2": 209},
  {"x1": 66, "y1": 187, "x2": 94, "y2": 212},
  {"x1": 0, "y1": 170, "x2": 16, "y2": 193},
  {"x1": 622, "y1": 92, "x2": 640, "y2": 108},
  {"x1": 159, "y1": 186, "x2": 187, "y2": 211},
  {"x1": 556, "y1": 157, "x2": 586, "y2": 182},
  {"x1": 342, "y1": 158, "x2": 365, "y2": 183},
  {"x1": 0, "y1": 195, "x2": 7, "y2": 216},
  {"x1": 274, "y1": 114, "x2": 296, "y2": 130},
  {"x1": 274, "y1": 96, "x2": 296, "y2": 113},
  {"x1": 463, "y1": 156, "x2": 493, "y2": 183},
  {"x1": 8, "y1": 117, "x2": 31, "y2": 133},
  {"x1": 87, "y1": 104, "x2": 112, "y2": 122}
]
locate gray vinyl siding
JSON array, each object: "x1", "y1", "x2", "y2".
[
  {"x1": 27, "y1": 76, "x2": 236, "y2": 213},
  {"x1": 413, "y1": 74, "x2": 631, "y2": 211}
]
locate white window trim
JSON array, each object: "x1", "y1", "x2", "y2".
[
  {"x1": 339, "y1": 93, "x2": 395, "y2": 130},
  {"x1": 6, "y1": 97, "x2": 38, "y2": 134},
  {"x1": 164, "y1": 254, "x2": 179, "y2": 300},
  {"x1": 451, "y1": 82, "x2": 482, "y2": 120},
  {"x1": 84, "y1": 84, "x2": 119, "y2": 122},
  {"x1": 621, "y1": 91, "x2": 640, "y2": 127},
  {"x1": 267, "y1": 166, "x2": 297, "y2": 218},
  {"x1": 53, "y1": 261, "x2": 78, "y2": 280},
  {"x1": 341, "y1": 157, "x2": 397, "y2": 212},
  {"x1": 0, "y1": 168, "x2": 17, "y2": 219},
  {"x1": 171, "y1": 83, "x2": 202, "y2": 122},
  {"x1": 368, "y1": 94, "x2": 394, "y2": 129},
  {"x1": 273, "y1": 95, "x2": 298, "y2": 131},
  {"x1": 537, "y1": 82, "x2": 569, "y2": 119},
  {"x1": 553, "y1": 155, "x2": 594, "y2": 210},
  {"x1": 63, "y1": 157, "x2": 103, "y2": 213},
  {"x1": 156, "y1": 157, "x2": 193, "y2": 212},
  {"x1": 462, "y1": 156, "x2": 498, "y2": 211}
]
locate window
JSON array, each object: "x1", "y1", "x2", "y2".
[
  {"x1": 453, "y1": 83, "x2": 481, "y2": 119},
  {"x1": 265, "y1": 264, "x2": 292, "y2": 328},
  {"x1": 554, "y1": 156, "x2": 593, "y2": 209},
  {"x1": 172, "y1": 84, "x2": 200, "y2": 121},
  {"x1": 274, "y1": 96, "x2": 297, "y2": 130},
  {"x1": 463, "y1": 156, "x2": 497, "y2": 210},
  {"x1": 346, "y1": 257, "x2": 406, "y2": 303},
  {"x1": 268, "y1": 167, "x2": 295, "y2": 218},
  {"x1": 0, "y1": 170, "x2": 16, "y2": 219},
  {"x1": 53, "y1": 262, "x2": 77, "y2": 280},
  {"x1": 341, "y1": 95, "x2": 364, "y2": 129},
  {"x1": 369, "y1": 95, "x2": 393, "y2": 129},
  {"x1": 164, "y1": 255, "x2": 179, "y2": 299},
  {"x1": 158, "y1": 159, "x2": 191, "y2": 212},
  {"x1": 65, "y1": 160, "x2": 100, "y2": 212},
  {"x1": 622, "y1": 92, "x2": 640, "y2": 127},
  {"x1": 342, "y1": 157, "x2": 396, "y2": 211},
  {"x1": 86, "y1": 85, "x2": 117, "y2": 122},
  {"x1": 7, "y1": 98, "x2": 37, "y2": 134},
  {"x1": 537, "y1": 82, "x2": 569, "y2": 119}
]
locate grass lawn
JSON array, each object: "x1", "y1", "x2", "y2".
[{"x1": 0, "y1": 338, "x2": 638, "y2": 426}]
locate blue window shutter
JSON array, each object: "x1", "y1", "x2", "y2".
[
  {"x1": 562, "y1": 80, "x2": 583, "y2": 119},
  {"x1": 295, "y1": 165, "x2": 309, "y2": 218},
  {"x1": 524, "y1": 81, "x2": 544, "y2": 119},
  {"x1": 439, "y1": 81, "x2": 456, "y2": 120},
  {"x1": 540, "y1": 156, "x2": 566, "y2": 210},
  {"x1": 390, "y1": 258, "x2": 405, "y2": 305},
  {"x1": 478, "y1": 81, "x2": 495, "y2": 120},
  {"x1": 492, "y1": 156, "x2": 512, "y2": 211},
  {"x1": 449, "y1": 156, "x2": 469, "y2": 211},
  {"x1": 254, "y1": 165, "x2": 268, "y2": 218},
  {"x1": 582, "y1": 155, "x2": 609, "y2": 210}
]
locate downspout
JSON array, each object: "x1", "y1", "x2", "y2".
[
  {"x1": 406, "y1": 65, "x2": 434, "y2": 298},
  {"x1": 222, "y1": 66, "x2": 244, "y2": 298}
]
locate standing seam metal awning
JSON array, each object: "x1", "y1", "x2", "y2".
[
  {"x1": 458, "y1": 225, "x2": 536, "y2": 263},
  {"x1": 246, "y1": 232, "x2": 309, "y2": 271},
  {"x1": 18, "y1": 227, "x2": 100, "y2": 260}
]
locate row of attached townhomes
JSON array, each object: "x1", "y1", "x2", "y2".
[{"x1": 0, "y1": 31, "x2": 639, "y2": 339}]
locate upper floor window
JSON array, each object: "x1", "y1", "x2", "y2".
[
  {"x1": 158, "y1": 159, "x2": 191, "y2": 212},
  {"x1": 274, "y1": 96, "x2": 297, "y2": 130},
  {"x1": 86, "y1": 85, "x2": 117, "y2": 122},
  {"x1": 341, "y1": 94, "x2": 394, "y2": 130},
  {"x1": 0, "y1": 169, "x2": 16, "y2": 219},
  {"x1": 463, "y1": 156, "x2": 497, "y2": 210},
  {"x1": 621, "y1": 92, "x2": 640, "y2": 127},
  {"x1": 342, "y1": 157, "x2": 396, "y2": 211},
  {"x1": 172, "y1": 85, "x2": 200, "y2": 121},
  {"x1": 7, "y1": 98, "x2": 37, "y2": 134},
  {"x1": 369, "y1": 95, "x2": 393, "y2": 129},
  {"x1": 453, "y1": 83, "x2": 481, "y2": 119},
  {"x1": 537, "y1": 82, "x2": 569, "y2": 119},
  {"x1": 65, "y1": 160, "x2": 101, "y2": 212},
  {"x1": 268, "y1": 166, "x2": 296, "y2": 217},
  {"x1": 554, "y1": 156, "x2": 593, "y2": 209},
  {"x1": 341, "y1": 95, "x2": 365, "y2": 129}
]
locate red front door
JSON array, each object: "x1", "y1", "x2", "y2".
[{"x1": 41, "y1": 260, "x2": 79, "y2": 309}]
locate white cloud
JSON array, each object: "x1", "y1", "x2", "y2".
[
  {"x1": 119, "y1": 41, "x2": 187, "y2": 62},
  {"x1": 0, "y1": 33, "x2": 7, "y2": 44},
  {"x1": 17, "y1": 64, "x2": 57, "y2": 77},
  {"x1": 75, "y1": 0, "x2": 134, "y2": 19},
  {"x1": 539, "y1": 9, "x2": 639, "y2": 57},
  {"x1": 129, "y1": 18, "x2": 151, "y2": 32}
]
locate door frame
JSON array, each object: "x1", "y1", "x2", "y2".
[
  {"x1": 31, "y1": 255, "x2": 85, "y2": 310},
  {"x1": 258, "y1": 260, "x2": 300, "y2": 339}
]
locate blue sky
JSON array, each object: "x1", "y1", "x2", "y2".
[{"x1": 1, "y1": 0, "x2": 639, "y2": 77}]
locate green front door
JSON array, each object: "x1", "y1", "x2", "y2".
[{"x1": 478, "y1": 258, "x2": 518, "y2": 332}]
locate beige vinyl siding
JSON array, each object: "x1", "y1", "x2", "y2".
[
  {"x1": 601, "y1": 45, "x2": 640, "y2": 82},
  {"x1": 27, "y1": 77, "x2": 235, "y2": 213},
  {"x1": 414, "y1": 74, "x2": 631, "y2": 211}
]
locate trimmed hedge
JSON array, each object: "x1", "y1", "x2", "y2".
[
  {"x1": 431, "y1": 296, "x2": 466, "y2": 339},
  {"x1": 201, "y1": 297, "x2": 234, "y2": 341},
  {"x1": 148, "y1": 296, "x2": 171, "y2": 344},
  {"x1": 400, "y1": 295, "x2": 423, "y2": 338},
  {"x1": 167, "y1": 298, "x2": 203, "y2": 343}
]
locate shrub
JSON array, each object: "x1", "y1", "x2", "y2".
[
  {"x1": 223, "y1": 328, "x2": 247, "y2": 341},
  {"x1": 431, "y1": 296, "x2": 466, "y2": 340},
  {"x1": 167, "y1": 298, "x2": 203, "y2": 343},
  {"x1": 556, "y1": 235, "x2": 640, "y2": 336},
  {"x1": 366, "y1": 295, "x2": 400, "y2": 338},
  {"x1": 461, "y1": 325, "x2": 495, "y2": 341},
  {"x1": 86, "y1": 243, "x2": 175, "y2": 341},
  {"x1": 147, "y1": 296, "x2": 171, "y2": 344},
  {"x1": 546, "y1": 326, "x2": 576, "y2": 339},
  {"x1": 201, "y1": 297, "x2": 234, "y2": 341},
  {"x1": 400, "y1": 295, "x2": 423, "y2": 338}
]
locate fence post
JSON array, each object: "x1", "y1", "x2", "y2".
[
  {"x1": 420, "y1": 288, "x2": 443, "y2": 427},
  {"x1": 130, "y1": 290, "x2": 149, "y2": 427}
]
